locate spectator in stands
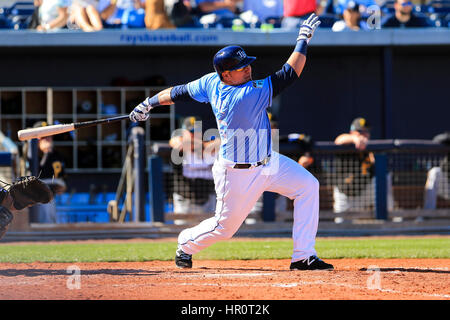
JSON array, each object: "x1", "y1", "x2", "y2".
[
  {"x1": 145, "y1": 0, "x2": 176, "y2": 29},
  {"x1": 281, "y1": 0, "x2": 325, "y2": 29},
  {"x1": 169, "y1": 116, "x2": 218, "y2": 225},
  {"x1": 334, "y1": 0, "x2": 376, "y2": 16},
  {"x1": 165, "y1": 0, "x2": 199, "y2": 27},
  {"x1": 36, "y1": 0, "x2": 70, "y2": 31},
  {"x1": 28, "y1": 121, "x2": 67, "y2": 223},
  {"x1": 28, "y1": 0, "x2": 43, "y2": 29},
  {"x1": 424, "y1": 132, "x2": 450, "y2": 209},
  {"x1": 196, "y1": 0, "x2": 242, "y2": 27},
  {"x1": 381, "y1": 0, "x2": 431, "y2": 28},
  {"x1": 97, "y1": 0, "x2": 146, "y2": 28},
  {"x1": 242, "y1": 0, "x2": 283, "y2": 25},
  {"x1": 70, "y1": 0, "x2": 104, "y2": 32},
  {"x1": 332, "y1": 0, "x2": 368, "y2": 31}
]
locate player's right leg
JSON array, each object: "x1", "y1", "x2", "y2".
[{"x1": 265, "y1": 152, "x2": 333, "y2": 270}]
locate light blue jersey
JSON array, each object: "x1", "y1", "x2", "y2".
[{"x1": 187, "y1": 72, "x2": 273, "y2": 163}]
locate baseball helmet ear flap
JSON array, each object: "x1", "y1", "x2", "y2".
[{"x1": 213, "y1": 46, "x2": 256, "y2": 78}]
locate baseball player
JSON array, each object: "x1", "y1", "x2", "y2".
[{"x1": 130, "y1": 13, "x2": 334, "y2": 270}]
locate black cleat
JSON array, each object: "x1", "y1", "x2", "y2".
[
  {"x1": 175, "y1": 247, "x2": 192, "y2": 269},
  {"x1": 290, "y1": 255, "x2": 334, "y2": 271}
]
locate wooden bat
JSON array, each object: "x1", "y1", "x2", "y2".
[{"x1": 17, "y1": 115, "x2": 129, "y2": 141}]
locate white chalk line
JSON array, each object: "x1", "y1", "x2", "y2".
[
  {"x1": 180, "y1": 272, "x2": 275, "y2": 278},
  {"x1": 168, "y1": 280, "x2": 450, "y2": 299}
]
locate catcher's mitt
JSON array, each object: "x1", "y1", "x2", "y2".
[
  {"x1": 0, "y1": 206, "x2": 13, "y2": 240},
  {"x1": 7, "y1": 176, "x2": 54, "y2": 211}
]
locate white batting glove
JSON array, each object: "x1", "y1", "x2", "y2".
[
  {"x1": 129, "y1": 97, "x2": 153, "y2": 122},
  {"x1": 297, "y1": 13, "x2": 321, "y2": 44}
]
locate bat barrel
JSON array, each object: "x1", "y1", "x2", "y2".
[
  {"x1": 17, "y1": 124, "x2": 75, "y2": 141},
  {"x1": 17, "y1": 115, "x2": 129, "y2": 141}
]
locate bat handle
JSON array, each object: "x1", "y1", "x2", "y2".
[{"x1": 74, "y1": 115, "x2": 129, "y2": 129}]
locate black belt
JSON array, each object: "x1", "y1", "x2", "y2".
[{"x1": 233, "y1": 156, "x2": 270, "y2": 169}]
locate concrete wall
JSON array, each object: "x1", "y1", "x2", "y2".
[{"x1": 0, "y1": 41, "x2": 449, "y2": 141}]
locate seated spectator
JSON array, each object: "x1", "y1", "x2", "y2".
[
  {"x1": 165, "y1": 0, "x2": 199, "y2": 27},
  {"x1": 145, "y1": 0, "x2": 176, "y2": 29},
  {"x1": 332, "y1": 1, "x2": 368, "y2": 31},
  {"x1": 242, "y1": 0, "x2": 283, "y2": 25},
  {"x1": 169, "y1": 116, "x2": 218, "y2": 225},
  {"x1": 36, "y1": 0, "x2": 70, "y2": 31},
  {"x1": 70, "y1": 0, "x2": 104, "y2": 31},
  {"x1": 196, "y1": 0, "x2": 242, "y2": 27},
  {"x1": 381, "y1": 0, "x2": 431, "y2": 28},
  {"x1": 281, "y1": 0, "x2": 325, "y2": 29},
  {"x1": 28, "y1": 0, "x2": 43, "y2": 29},
  {"x1": 98, "y1": 0, "x2": 146, "y2": 28}
]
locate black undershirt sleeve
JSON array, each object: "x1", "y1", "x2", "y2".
[
  {"x1": 170, "y1": 84, "x2": 195, "y2": 102},
  {"x1": 270, "y1": 63, "x2": 299, "y2": 98}
]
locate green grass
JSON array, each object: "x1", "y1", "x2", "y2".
[{"x1": 0, "y1": 237, "x2": 449, "y2": 263}]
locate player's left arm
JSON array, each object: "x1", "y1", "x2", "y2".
[
  {"x1": 271, "y1": 14, "x2": 321, "y2": 97},
  {"x1": 129, "y1": 73, "x2": 213, "y2": 122}
]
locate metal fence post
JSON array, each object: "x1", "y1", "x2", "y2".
[
  {"x1": 148, "y1": 154, "x2": 164, "y2": 223},
  {"x1": 382, "y1": 47, "x2": 393, "y2": 139},
  {"x1": 262, "y1": 192, "x2": 276, "y2": 222},
  {"x1": 375, "y1": 153, "x2": 388, "y2": 220},
  {"x1": 131, "y1": 127, "x2": 145, "y2": 222}
]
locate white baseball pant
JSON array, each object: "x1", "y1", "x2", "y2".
[
  {"x1": 178, "y1": 151, "x2": 319, "y2": 262},
  {"x1": 424, "y1": 166, "x2": 450, "y2": 209}
]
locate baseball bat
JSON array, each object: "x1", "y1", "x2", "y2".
[{"x1": 17, "y1": 115, "x2": 129, "y2": 141}]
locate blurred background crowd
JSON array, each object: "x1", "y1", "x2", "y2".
[{"x1": 0, "y1": 0, "x2": 449, "y2": 32}]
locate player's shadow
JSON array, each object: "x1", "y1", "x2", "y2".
[
  {"x1": 0, "y1": 269, "x2": 163, "y2": 277},
  {"x1": 360, "y1": 267, "x2": 450, "y2": 274},
  {"x1": 195, "y1": 267, "x2": 286, "y2": 272}
]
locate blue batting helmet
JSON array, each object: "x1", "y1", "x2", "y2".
[{"x1": 213, "y1": 46, "x2": 256, "y2": 76}]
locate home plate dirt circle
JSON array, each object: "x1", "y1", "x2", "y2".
[{"x1": 0, "y1": 258, "x2": 448, "y2": 300}]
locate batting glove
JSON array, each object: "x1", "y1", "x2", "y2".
[
  {"x1": 129, "y1": 97, "x2": 153, "y2": 122},
  {"x1": 297, "y1": 13, "x2": 321, "y2": 44}
]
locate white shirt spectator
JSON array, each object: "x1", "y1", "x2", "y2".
[
  {"x1": 39, "y1": 0, "x2": 70, "y2": 26},
  {"x1": 332, "y1": 19, "x2": 348, "y2": 31},
  {"x1": 97, "y1": 0, "x2": 145, "y2": 25}
]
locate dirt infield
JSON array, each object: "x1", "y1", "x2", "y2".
[{"x1": 0, "y1": 258, "x2": 448, "y2": 300}]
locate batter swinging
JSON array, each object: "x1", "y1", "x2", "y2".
[{"x1": 129, "y1": 14, "x2": 333, "y2": 271}]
